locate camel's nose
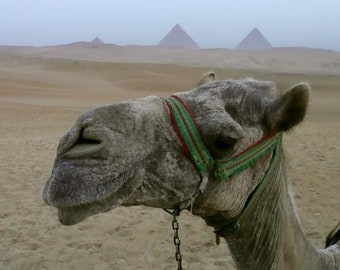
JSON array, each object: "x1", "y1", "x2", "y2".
[{"x1": 56, "y1": 112, "x2": 104, "y2": 158}]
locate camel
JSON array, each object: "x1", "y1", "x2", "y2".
[{"x1": 43, "y1": 74, "x2": 340, "y2": 269}]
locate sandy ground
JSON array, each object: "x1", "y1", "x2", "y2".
[{"x1": 0, "y1": 55, "x2": 339, "y2": 269}]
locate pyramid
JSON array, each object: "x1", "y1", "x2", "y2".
[
  {"x1": 158, "y1": 24, "x2": 200, "y2": 49},
  {"x1": 91, "y1": 37, "x2": 104, "y2": 45},
  {"x1": 236, "y1": 28, "x2": 272, "y2": 50}
]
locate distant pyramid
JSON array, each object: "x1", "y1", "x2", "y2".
[
  {"x1": 91, "y1": 37, "x2": 104, "y2": 45},
  {"x1": 158, "y1": 24, "x2": 200, "y2": 49},
  {"x1": 236, "y1": 28, "x2": 272, "y2": 50}
]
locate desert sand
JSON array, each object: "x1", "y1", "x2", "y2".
[{"x1": 0, "y1": 47, "x2": 339, "y2": 269}]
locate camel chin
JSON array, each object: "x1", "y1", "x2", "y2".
[
  {"x1": 57, "y1": 202, "x2": 114, "y2": 226},
  {"x1": 58, "y1": 207, "x2": 89, "y2": 226}
]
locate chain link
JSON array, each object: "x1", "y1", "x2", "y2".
[
  {"x1": 171, "y1": 214, "x2": 183, "y2": 270},
  {"x1": 163, "y1": 208, "x2": 184, "y2": 269}
]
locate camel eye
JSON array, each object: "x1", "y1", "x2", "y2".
[{"x1": 215, "y1": 135, "x2": 237, "y2": 151}]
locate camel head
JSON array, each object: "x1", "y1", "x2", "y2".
[{"x1": 43, "y1": 76, "x2": 310, "y2": 226}]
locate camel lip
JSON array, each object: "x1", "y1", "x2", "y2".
[
  {"x1": 57, "y1": 202, "x2": 113, "y2": 226},
  {"x1": 51, "y1": 172, "x2": 136, "y2": 225},
  {"x1": 58, "y1": 208, "x2": 82, "y2": 225},
  {"x1": 58, "y1": 206, "x2": 89, "y2": 225},
  {"x1": 43, "y1": 163, "x2": 140, "y2": 211}
]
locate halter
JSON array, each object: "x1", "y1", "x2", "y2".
[
  {"x1": 163, "y1": 96, "x2": 283, "y2": 269},
  {"x1": 163, "y1": 95, "x2": 282, "y2": 225}
]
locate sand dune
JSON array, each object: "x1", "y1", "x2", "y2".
[
  {"x1": 0, "y1": 52, "x2": 339, "y2": 269},
  {"x1": 1, "y1": 43, "x2": 340, "y2": 75}
]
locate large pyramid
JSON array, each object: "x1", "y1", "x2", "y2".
[
  {"x1": 91, "y1": 37, "x2": 104, "y2": 45},
  {"x1": 236, "y1": 28, "x2": 272, "y2": 50},
  {"x1": 158, "y1": 24, "x2": 200, "y2": 49}
]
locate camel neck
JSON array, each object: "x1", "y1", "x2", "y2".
[
  {"x1": 202, "y1": 151, "x2": 340, "y2": 269},
  {"x1": 214, "y1": 136, "x2": 282, "y2": 241}
]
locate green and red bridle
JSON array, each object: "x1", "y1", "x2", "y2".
[
  {"x1": 163, "y1": 95, "x2": 283, "y2": 255},
  {"x1": 163, "y1": 95, "x2": 283, "y2": 238},
  {"x1": 163, "y1": 95, "x2": 282, "y2": 181}
]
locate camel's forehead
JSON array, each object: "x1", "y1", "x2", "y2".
[
  {"x1": 179, "y1": 79, "x2": 276, "y2": 110},
  {"x1": 189, "y1": 79, "x2": 276, "y2": 99},
  {"x1": 88, "y1": 79, "x2": 275, "y2": 127}
]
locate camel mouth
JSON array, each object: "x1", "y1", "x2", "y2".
[
  {"x1": 46, "y1": 166, "x2": 144, "y2": 226},
  {"x1": 57, "y1": 201, "x2": 114, "y2": 226},
  {"x1": 58, "y1": 206, "x2": 87, "y2": 225},
  {"x1": 43, "y1": 158, "x2": 145, "y2": 226}
]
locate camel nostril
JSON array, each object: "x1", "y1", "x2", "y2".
[
  {"x1": 64, "y1": 139, "x2": 104, "y2": 159},
  {"x1": 56, "y1": 114, "x2": 95, "y2": 156},
  {"x1": 64, "y1": 128, "x2": 103, "y2": 157},
  {"x1": 59, "y1": 125, "x2": 105, "y2": 159},
  {"x1": 81, "y1": 118, "x2": 94, "y2": 129},
  {"x1": 77, "y1": 130, "x2": 102, "y2": 146}
]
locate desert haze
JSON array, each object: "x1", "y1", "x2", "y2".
[{"x1": 0, "y1": 45, "x2": 339, "y2": 269}]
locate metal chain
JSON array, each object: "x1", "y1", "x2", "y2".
[
  {"x1": 172, "y1": 214, "x2": 183, "y2": 270},
  {"x1": 164, "y1": 208, "x2": 183, "y2": 270}
]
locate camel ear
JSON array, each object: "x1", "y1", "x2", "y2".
[
  {"x1": 265, "y1": 83, "x2": 310, "y2": 133},
  {"x1": 197, "y1": 71, "x2": 216, "y2": 86}
]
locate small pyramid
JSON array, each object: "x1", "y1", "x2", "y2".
[
  {"x1": 236, "y1": 28, "x2": 272, "y2": 50},
  {"x1": 158, "y1": 24, "x2": 200, "y2": 49},
  {"x1": 91, "y1": 37, "x2": 104, "y2": 45}
]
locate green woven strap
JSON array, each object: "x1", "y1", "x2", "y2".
[
  {"x1": 214, "y1": 133, "x2": 282, "y2": 180},
  {"x1": 164, "y1": 95, "x2": 284, "y2": 236},
  {"x1": 164, "y1": 96, "x2": 214, "y2": 174},
  {"x1": 215, "y1": 137, "x2": 283, "y2": 237},
  {"x1": 164, "y1": 96, "x2": 282, "y2": 183}
]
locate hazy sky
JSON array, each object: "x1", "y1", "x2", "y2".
[{"x1": 1, "y1": 0, "x2": 340, "y2": 51}]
